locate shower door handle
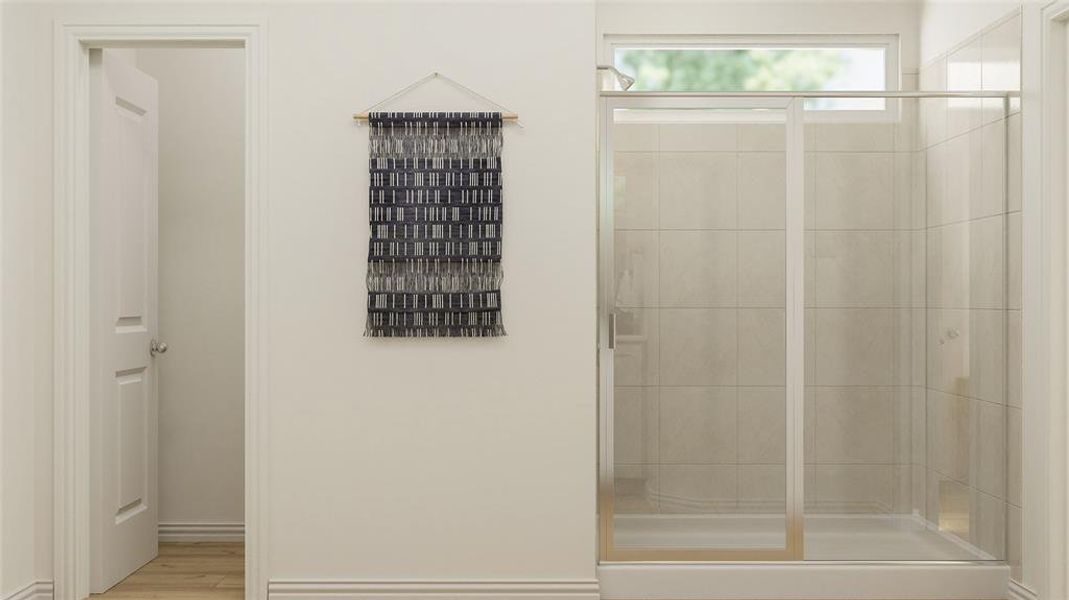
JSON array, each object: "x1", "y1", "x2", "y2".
[{"x1": 607, "y1": 312, "x2": 616, "y2": 350}]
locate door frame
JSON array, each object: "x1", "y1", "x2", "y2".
[
  {"x1": 1032, "y1": 4, "x2": 1069, "y2": 599},
  {"x1": 52, "y1": 21, "x2": 268, "y2": 600},
  {"x1": 596, "y1": 95, "x2": 806, "y2": 561}
]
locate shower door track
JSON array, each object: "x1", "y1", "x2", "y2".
[{"x1": 600, "y1": 90, "x2": 1018, "y2": 98}]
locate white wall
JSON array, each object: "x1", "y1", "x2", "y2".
[
  {"x1": 1015, "y1": 3, "x2": 1055, "y2": 596},
  {"x1": 1, "y1": 2, "x2": 54, "y2": 596},
  {"x1": 136, "y1": 47, "x2": 246, "y2": 531},
  {"x1": 0, "y1": 0, "x2": 4, "y2": 586},
  {"x1": 1, "y1": 0, "x2": 597, "y2": 595},
  {"x1": 919, "y1": 0, "x2": 1024, "y2": 65},
  {"x1": 265, "y1": 1, "x2": 596, "y2": 579}
]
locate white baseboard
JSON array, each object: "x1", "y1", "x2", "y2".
[
  {"x1": 3, "y1": 581, "x2": 53, "y2": 600},
  {"x1": 1009, "y1": 579, "x2": 1038, "y2": 600},
  {"x1": 158, "y1": 521, "x2": 245, "y2": 542},
  {"x1": 267, "y1": 579, "x2": 600, "y2": 600}
]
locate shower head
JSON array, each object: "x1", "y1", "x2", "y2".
[
  {"x1": 598, "y1": 65, "x2": 636, "y2": 91},
  {"x1": 616, "y1": 70, "x2": 636, "y2": 91}
]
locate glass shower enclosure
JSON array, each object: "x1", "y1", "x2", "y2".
[{"x1": 598, "y1": 92, "x2": 1012, "y2": 562}]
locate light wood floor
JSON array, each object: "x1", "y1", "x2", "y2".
[{"x1": 91, "y1": 542, "x2": 244, "y2": 600}]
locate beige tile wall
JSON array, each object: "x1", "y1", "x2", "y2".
[
  {"x1": 612, "y1": 114, "x2": 917, "y2": 517},
  {"x1": 917, "y1": 9, "x2": 1022, "y2": 567},
  {"x1": 612, "y1": 121, "x2": 788, "y2": 515},
  {"x1": 803, "y1": 115, "x2": 915, "y2": 516}
]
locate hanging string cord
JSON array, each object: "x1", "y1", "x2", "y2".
[
  {"x1": 435, "y1": 73, "x2": 515, "y2": 117},
  {"x1": 359, "y1": 72, "x2": 521, "y2": 127},
  {"x1": 363, "y1": 72, "x2": 440, "y2": 115}
]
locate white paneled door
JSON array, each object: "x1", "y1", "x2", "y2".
[{"x1": 89, "y1": 49, "x2": 161, "y2": 593}]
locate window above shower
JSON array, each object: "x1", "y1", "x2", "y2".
[{"x1": 606, "y1": 34, "x2": 899, "y2": 114}]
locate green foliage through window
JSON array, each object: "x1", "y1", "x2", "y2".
[{"x1": 616, "y1": 48, "x2": 860, "y2": 92}]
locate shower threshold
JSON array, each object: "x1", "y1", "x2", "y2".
[
  {"x1": 613, "y1": 513, "x2": 993, "y2": 561},
  {"x1": 601, "y1": 514, "x2": 1008, "y2": 599}
]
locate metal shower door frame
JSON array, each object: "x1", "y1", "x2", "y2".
[{"x1": 597, "y1": 95, "x2": 806, "y2": 562}]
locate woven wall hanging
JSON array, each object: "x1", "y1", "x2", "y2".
[{"x1": 364, "y1": 111, "x2": 506, "y2": 337}]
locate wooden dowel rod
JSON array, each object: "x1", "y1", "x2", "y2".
[{"x1": 353, "y1": 112, "x2": 519, "y2": 121}]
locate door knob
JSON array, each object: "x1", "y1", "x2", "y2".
[{"x1": 150, "y1": 339, "x2": 168, "y2": 356}]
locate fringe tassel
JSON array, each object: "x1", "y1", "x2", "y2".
[
  {"x1": 366, "y1": 260, "x2": 503, "y2": 293},
  {"x1": 364, "y1": 323, "x2": 507, "y2": 338},
  {"x1": 369, "y1": 127, "x2": 503, "y2": 159}
]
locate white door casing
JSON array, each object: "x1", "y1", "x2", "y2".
[
  {"x1": 54, "y1": 23, "x2": 265, "y2": 600},
  {"x1": 89, "y1": 49, "x2": 160, "y2": 593}
]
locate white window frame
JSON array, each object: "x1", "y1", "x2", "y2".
[{"x1": 602, "y1": 33, "x2": 901, "y2": 122}]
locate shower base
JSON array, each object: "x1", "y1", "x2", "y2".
[
  {"x1": 613, "y1": 513, "x2": 992, "y2": 561},
  {"x1": 602, "y1": 514, "x2": 1008, "y2": 599}
]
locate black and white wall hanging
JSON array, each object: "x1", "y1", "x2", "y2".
[{"x1": 356, "y1": 74, "x2": 516, "y2": 337}]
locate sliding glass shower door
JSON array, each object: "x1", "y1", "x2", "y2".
[
  {"x1": 599, "y1": 97, "x2": 804, "y2": 560},
  {"x1": 600, "y1": 93, "x2": 1012, "y2": 563}
]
